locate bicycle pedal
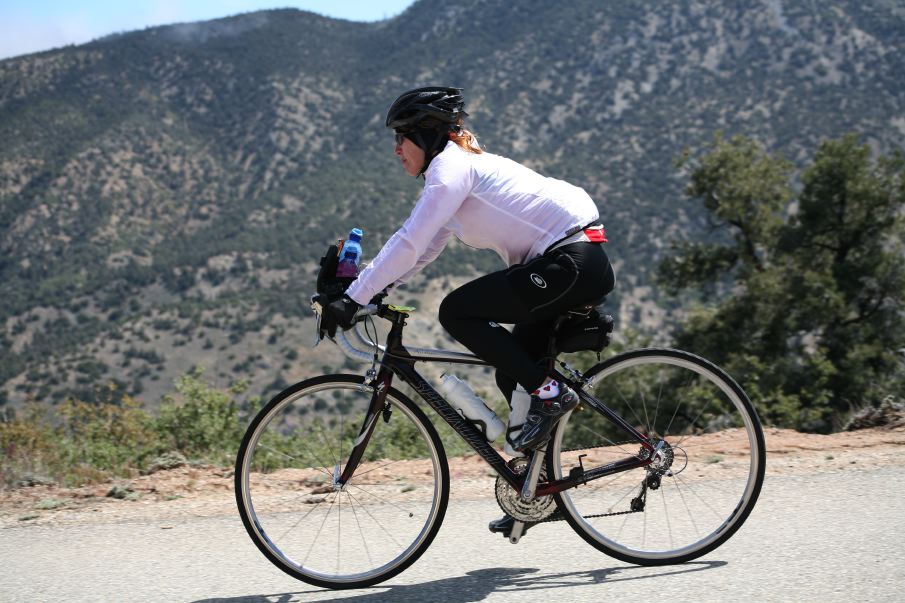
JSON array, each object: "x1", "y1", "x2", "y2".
[{"x1": 489, "y1": 515, "x2": 535, "y2": 543}]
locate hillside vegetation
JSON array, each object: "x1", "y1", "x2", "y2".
[{"x1": 1, "y1": 0, "x2": 904, "y2": 411}]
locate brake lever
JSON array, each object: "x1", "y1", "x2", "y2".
[
  {"x1": 314, "y1": 313, "x2": 324, "y2": 347},
  {"x1": 310, "y1": 295, "x2": 379, "y2": 349},
  {"x1": 311, "y1": 295, "x2": 325, "y2": 347}
]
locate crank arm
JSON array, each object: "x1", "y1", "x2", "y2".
[{"x1": 508, "y1": 521, "x2": 526, "y2": 544}]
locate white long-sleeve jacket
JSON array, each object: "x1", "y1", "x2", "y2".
[{"x1": 345, "y1": 141, "x2": 600, "y2": 305}]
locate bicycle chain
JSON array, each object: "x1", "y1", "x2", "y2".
[
  {"x1": 531, "y1": 440, "x2": 647, "y2": 522},
  {"x1": 536, "y1": 507, "x2": 641, "y2": 524}
]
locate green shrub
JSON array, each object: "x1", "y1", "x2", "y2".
[
  {"x1": 1, "y1": 370, "x2": 251, "y2": 488},
  {"x1": 155, "y1": 369, "x2": 246, "y2": 467}
]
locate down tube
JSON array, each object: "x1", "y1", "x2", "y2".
[{"x1": 395, "y1": 363, "x2": 519, "y2": 488}]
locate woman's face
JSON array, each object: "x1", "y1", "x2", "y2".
[{"x1": 395, "y1": 136, "x2": 424, "y2": 177}]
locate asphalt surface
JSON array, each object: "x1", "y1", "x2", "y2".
[{"x1": 2, "y1": 466, "x2": 903, "y2": 602}]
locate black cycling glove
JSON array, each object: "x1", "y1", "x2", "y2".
[
  {"x1": 369, "y1": 290, "x2": 389, "y2": 306},
  {"x1": 325, "y1": 295, "x2": 360, "y2": 336}
]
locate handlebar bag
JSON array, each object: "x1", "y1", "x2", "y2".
[{"x1": 316, "y1": 244, "x2": 356, "y2": 299}]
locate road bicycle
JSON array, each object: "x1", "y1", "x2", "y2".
[{"x1": 235, "y1": 292, "x2": 765, "y2": 590}]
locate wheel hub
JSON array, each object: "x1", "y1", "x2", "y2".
[
  {"x1": 639, "y1": 440, "x2": 676, "y2": 493},
  {"x1": 650, "y1": 440, "x2": 675, "y2": 474}
]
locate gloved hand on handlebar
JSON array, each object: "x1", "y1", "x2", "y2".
[
  {"x1": 369, "y1": 289, "x2": 389, "y2": 305},
  {"x1": 323, "y1": 295, "x2": 360, "y2": 337}
]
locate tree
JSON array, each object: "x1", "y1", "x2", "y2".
[{"x1": 660, "y1": 134, "x2": 905, "y2": 432}]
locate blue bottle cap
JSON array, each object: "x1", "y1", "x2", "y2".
[{"x1": 349, "y1": 228, "x2": 363, "y2": 242}]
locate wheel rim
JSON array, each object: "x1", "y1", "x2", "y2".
[
  {"x1": 238, "y1": 381, "x2": 445, "y2": 583},
  {"x1": 551, "y1": 352, "x2": 764, "y2": 560}
]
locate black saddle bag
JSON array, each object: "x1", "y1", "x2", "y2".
[{"x1": 554, "y1": 308, "x2": 614, "y2": 354}]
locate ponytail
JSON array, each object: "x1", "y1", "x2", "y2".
[{"x1": 449, "y1": 127, "x2": 483, "y2": 154}]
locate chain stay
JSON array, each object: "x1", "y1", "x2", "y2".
[{"x1": 534, "y1": 440, "x2": 647, "y2": 522}]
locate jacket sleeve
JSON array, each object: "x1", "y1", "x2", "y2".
[
  {"x1": 346, "y1": 153, "x2": 472, "y2": 304},
  {"x1": 392, "y1": 226, "x2": 454, "y2": 287}
]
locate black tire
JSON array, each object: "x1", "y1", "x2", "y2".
[
  {"x1": 548, "y1": 348, "x2": 766, "y2": 565},
  {"x1": 235, "y1": 374, "x2": 450, "y2": 589}
]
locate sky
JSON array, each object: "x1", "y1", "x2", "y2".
[{"x1": 0, "y1": 1, "x2": 418, "y2": 60}]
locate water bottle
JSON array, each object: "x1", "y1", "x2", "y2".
[
  {"x1": 336, "y1": 228, "x2": 363, "y2": 277},
  {"x1": 439, "y1": 374, "x2": 505, "y2": 443}
]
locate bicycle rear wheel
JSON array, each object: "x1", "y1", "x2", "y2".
[
  {"x1": 235, "y1": 374, "x2": 449, "y2": 589},
  {"x1": 548, "y1": 348, "x2": 765, "y2": 565}
]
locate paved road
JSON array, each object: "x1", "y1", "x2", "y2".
[{"x1": 2, "y1": 466, "x2": 903, "y2": 602}]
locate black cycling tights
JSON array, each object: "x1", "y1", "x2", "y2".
[{"x1": 438, "y1": 242, "x2": 615, "y2": 401}]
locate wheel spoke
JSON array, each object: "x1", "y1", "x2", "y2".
[
  {"x1": 345, "y1": 488, "x2": 405, "y2": 549},
  {"x1": 257, "y1": 442, "x2": 332, "y2": 478},
  {"x1": 340, "y1": 407, "x2": 345, "y2": 468},
  {"x1": 642, "y1": 504, "x2": 647, "y2": 548},
  {"x1": 672, "y1": 475, "x2": 743, "y2": 498},
  {"x1": 346, "y1": 491, "x2": 373, "y2": 567},
  {"x1": 275, "y1": 493, "x2": 331, "y2": 543},
  {"x1": 636, "y1": 378, "x2": 652, "y2": 437},
  {"x1": 337, "y1": 487, "x2": 342, "y2": 573},
  {"x1": 303, "y1": 493, "x2": 339, "y2": 566},
  {"x1": 674, "y1": 473, "x2": 729, "y2": 522},
  {"x1": 671, "y1": 476, "x2": 701, "y2": 539},
  {"x1": 651, "y1": 369, "x2": 664, "y2": 437},
  {"x1": 614, "y1": 383, "x2": 648, "y2": 434},
  {"x1": 614, "y1": 509, "x2": 631, "y2": 540},
  {"x1": 602, "y1": 480, "x2": 641, "y2": 514},
  {"x1": 570, "y1": 471, "x2": 638, "y2": 505},
  {"x1": 673, "y1": 434, "x2": 753, "y2": 450},
  {"x1": 552, "y1": 351, "x2": 763, "y2": 562},
  {"x1": 315, "y1": 423, "x2": 339, "y2": 469},
  {"x1": 348, "y1": 458, "x2": 408, "y2": 480},
  {"x1": 346, "y1": 481, "x2": 420, "y2": 518},
  {"x1": 663, "y1": 397, "x2": 683, "y2": 441},
  {"x1": 660, "y1": 486, "x2": 674, "y2": 550},
  {"x1": 574, "y1": 423, "x2": 638, "y2": 457},
  {"x1": 674, "y1": 396, "x2": 720, "y2": 449},
  {"x1": 236, "y1": 378, "x2": 448, "y2": 587}
]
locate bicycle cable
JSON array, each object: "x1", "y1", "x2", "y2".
[{"x1": 363, "y1": 316, "x2": 380, "y2": 381}]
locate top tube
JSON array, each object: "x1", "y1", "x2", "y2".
[{"x1": 334, "y1": 304, "x2": 489, "y2": 366}]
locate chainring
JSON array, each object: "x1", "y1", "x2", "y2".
[{"x1": 494, "y1": 458, "x2": 558, "y2": 522}]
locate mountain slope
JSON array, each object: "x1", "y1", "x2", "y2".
[{"x1": 1, "y1": 0, "x2": 903, "y2": 407}]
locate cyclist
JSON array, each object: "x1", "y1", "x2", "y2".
[{"x1": 325, "y1": 86, "x2": 615, "y2": 524}]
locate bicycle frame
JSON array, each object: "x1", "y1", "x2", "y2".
[{"x1": 335, "y1": 305, "x2": 655, "y2": 496}]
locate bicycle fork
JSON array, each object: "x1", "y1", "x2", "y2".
[{"x1": 335, "y1": 369, "x2": 394, "y2": 488}]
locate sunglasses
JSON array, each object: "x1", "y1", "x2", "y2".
[{"x1": 394, "y1": 132, "x2": 407, "y2": 146}]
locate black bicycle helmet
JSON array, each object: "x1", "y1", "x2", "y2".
[{"x1": 385, "y1": 86, "x2": 468, "y2": 131}]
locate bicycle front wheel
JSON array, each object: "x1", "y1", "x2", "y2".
[
  {"x1": 549, "y1": 348, "x2": 765, "y2": 565},
  {"x1": 235, "y1": 374, "x2": 449, "y2": 589}
]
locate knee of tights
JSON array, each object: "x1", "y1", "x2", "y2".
[{"x1": 438, "y1": 295, "x2": 461, "y2": 333}]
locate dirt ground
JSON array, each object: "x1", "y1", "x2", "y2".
[{"x1": 2, "y1": 426, "x2": 903, "y2": 528}]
